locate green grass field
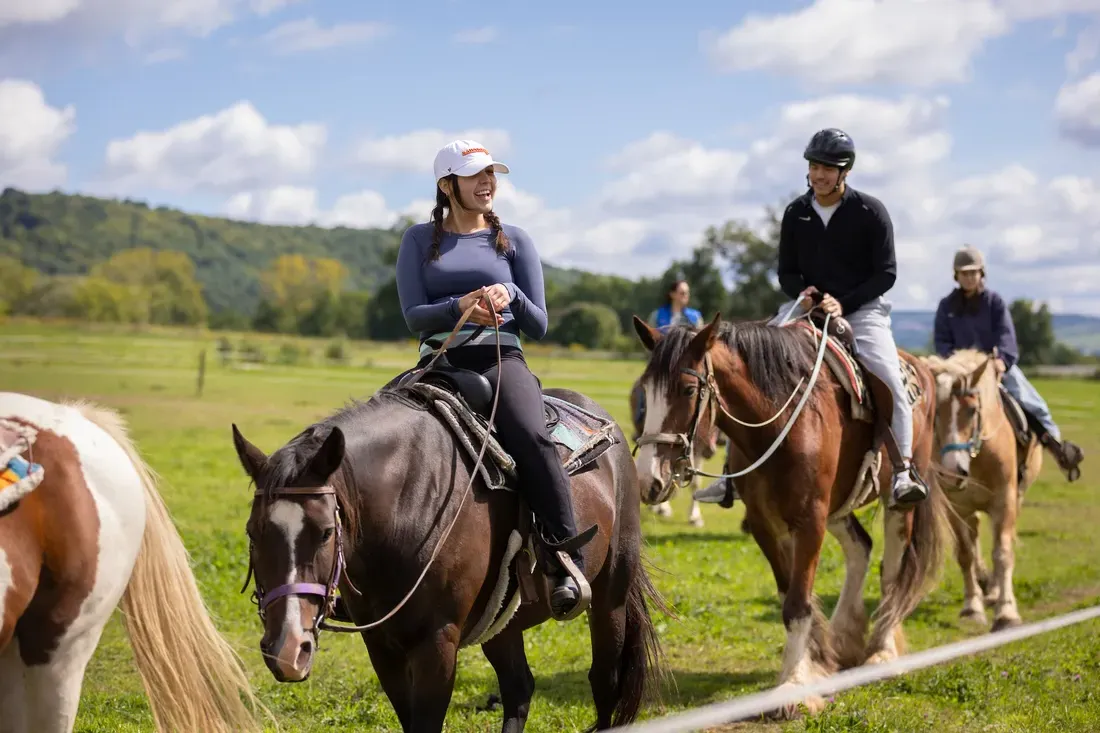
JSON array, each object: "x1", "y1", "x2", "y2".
[{"x1": 3, "y1": 319, "x2": 1099, "y2": 733}]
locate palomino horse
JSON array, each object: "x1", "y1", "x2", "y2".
[
  {"x1": 632, "y1": 314, "x2": 950, "y2": 718},
  {"x1": 230, "y1": 334, "x2": 668, "y2": 732},
  {"x1": 629, "y1": 375, "x2": 722, "y2": 528},
  {"x1": 922, "y1": 349, "x2": 1043, "y2": 632},
  {"x1": 0, "y1": 392, "x2": 263, "y2": 733}
]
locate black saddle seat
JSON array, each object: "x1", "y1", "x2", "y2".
[{"x1": 399, "y1": 353, "x2": 495, "y2": 417}]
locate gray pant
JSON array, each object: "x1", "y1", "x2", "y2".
[
  {"x1": 1001, "y1": 364, "x2": 1060, "y2": 440},
  {"x1": 769, "y1": 296, "x2": 913, "y2": 459}
]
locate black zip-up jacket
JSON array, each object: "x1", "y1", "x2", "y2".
[{"x1": 776, "y1": 186, "x2": 897, "y2": 316}]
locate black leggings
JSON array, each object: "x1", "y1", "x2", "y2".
[{"x1": 417, "y1": 346, "x2": 580, "y2": 548}]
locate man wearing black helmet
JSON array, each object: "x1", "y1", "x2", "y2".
[
  {"x1": 778, "y1": 129, "x2": 926, "y2": 507},
  {"x1": 696, "y1": 128, "x2": 926, "y2": 509}
]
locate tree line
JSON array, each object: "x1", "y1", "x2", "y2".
[{"x1": 0, "y1": 187, "x2": 1089, "y2": 367}]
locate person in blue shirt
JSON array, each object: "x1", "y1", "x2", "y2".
[
  {"x1": 933, "y1": 245, "x2": 1084, "y2": 481},
  {"x1": 648, "y1": 278, "x2": 704, "y2": 329},
  {"x1": 632, "y1": 278, "x2": 705, "y2": 431}
]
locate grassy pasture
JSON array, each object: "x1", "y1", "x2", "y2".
[{"x1": 2, "y1": 319, "x2": 1099, "y2": 732}]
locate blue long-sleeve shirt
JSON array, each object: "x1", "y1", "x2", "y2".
[
  {"x1": 395, "y1": 222, "x2": 549, "y2": 342},
  {"x1": 933, "y1": 288, "x2": 1019, "y2": 370}
]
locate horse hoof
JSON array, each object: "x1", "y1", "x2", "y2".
[
  {"x1": 959, "y1": 607, "x2": 986, "y2": 623},
  {"x1": 865, "y1": 650, "x2": 896, "y2": 666},
  {"x1": 766, "y1": 693, "x2": 825, "y2": 721},
  {"x1": 992, "y1": 615, "x2": 1023, "y2": 633},
  {"x1": 690, "y1": 517, "x2": 704, "y2": 529}
]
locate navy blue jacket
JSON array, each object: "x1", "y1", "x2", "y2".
[{"x1": 933, "y1": 288, "x2": 1019, "y2": 370}]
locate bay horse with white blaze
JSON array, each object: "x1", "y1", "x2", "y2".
[
  {"x1": 632, "y1": 314, "x2": 950, "y2": 719},
  {"x1": 230, "y1": 340, "x2": 668, "y2": 732},
  {"x1": 629, "y1": 375, "x2": 722, "y2": 528},
  {"x1": 922, "y1": 348, "x2": 1043, "y2": 632},
  {"x1": 0, "y1": 392, "x2": 264, "y2": 733}
]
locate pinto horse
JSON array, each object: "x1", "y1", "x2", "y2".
[
  {"x1": 922, "y1": 349, "x2": 1043, "y2": 632},
  {"x1": 631, "y1": 314, "x2": 950, "y2": 718},
  {"x1": 0, "y1": 392, "x2": 263, "y2": 733},
  {"x1": 628, "y1": 375, "x2": 721, "y2": 528},
  {"x1": 229, "y1": 345, "x2": 668, "y2": 732}
]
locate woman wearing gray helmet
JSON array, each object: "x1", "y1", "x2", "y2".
[{"x1": 933, "y1": 246, "x2": 1085, "y2": 481}]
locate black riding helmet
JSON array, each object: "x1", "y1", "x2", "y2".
[{"x1": 803, "y1": 128, "x2": 856, "y2": 171}]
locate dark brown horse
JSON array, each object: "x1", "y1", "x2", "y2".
[
  {"x1": 230, "y1": 363, "x2": 668, "y2": 732},
  {"x1": 631, "y1": 314, "x2": 949, "y2": 719}
]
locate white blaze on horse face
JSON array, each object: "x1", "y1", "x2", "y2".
[
  {"x1": 269, "y1": 500, "x2": 306, "y2": 642},
  {"x1": 636, "y1": 381, "x2": 671, "y2": 490}
]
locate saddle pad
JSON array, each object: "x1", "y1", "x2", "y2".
[
  {"x1": 788, "y1": 320, "x2": 870, "y2": 420},
  {"x1": 0, "y1": 418, "x2": 45, "y2": 512}
]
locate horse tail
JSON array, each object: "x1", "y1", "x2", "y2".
[
  {"x1": 74, "y1": 402, "x2": 268, "y2": 733},
  {"x1": 875, "y1": 372, "x2": 951, "y2": 637},
  {"x1": 609, "y1": 556, "x2": 673, "y2": 729}
]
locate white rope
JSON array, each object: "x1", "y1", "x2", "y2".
[
  {"x1": 609, "y1": 603, "x2": 1100, "y2": 733},
  {"x1": 691, "y1": 312, "x2": 832, "y2": 481}
]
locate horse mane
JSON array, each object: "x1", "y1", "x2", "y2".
[
  {"x1": 643, "y1": 321, "x2": 821, "y2": 411},
  {"x1": 254, "y1": 395, "x2": 406, "y2": 543},
  {"x1": 922, "y1": 348, "x2": 991, "y2": 403}
]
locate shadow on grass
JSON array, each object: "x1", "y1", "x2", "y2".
[
  {"x1": 749, "y1": 593, "x2": 959, "y2": 631},
  {"x1": 644, "y1": 530, "x2": 753, "y2": 546},
  {"x1": 453, "y1": 667, "x2": 776, "y2": 714}
]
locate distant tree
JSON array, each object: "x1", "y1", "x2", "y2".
[
  {"x1": 89, "y1": 248, "x2": 207, "y2": 325},
  {"x1": 1010, "y1": 298, "x2": 1056, "y2": 366},
  {"x1": 707, "y1": 198, "x2": 792, "y2": 320},
  {"x1": 0, "y1": 256, "x2": 38, "y2": 315},
  {"x1": 366, "y1": 279, "x2": 409, "y2": 341},
  {"x1": 257, "y1": 254, "x2": 348, "y2": 334},
  {"x1": 550, "y1": 302, "x2": 622, "y2": 350}
]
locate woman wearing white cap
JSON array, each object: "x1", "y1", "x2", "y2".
[{"x1": 395, "y1": 140, "x2": 592, "y2": 620}]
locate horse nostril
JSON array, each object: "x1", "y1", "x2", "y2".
[
  {"x1": 296, "y1": 639, "x2": 314, "y2": 669},
  {"x1": 650, "y1": 479, "x2": 663, "y2": 498}
]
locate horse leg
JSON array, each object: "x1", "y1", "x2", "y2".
[
  {"x1": 770, "y1": 513, "x2": 834, "y2": 720},
  {"x1": 481, "y1": 627, "x2": 535, "y2": 733},
  {"x1": 18, "y1": 623, "x2": 107, "y2": 733},
  {"x1": 367, "y1": 626, "x2": 460, "y2": 733},
  {"x1": 650, "y1": 501, "x2": 673, "y2": 518},
  {"x1": 826, "y1": 515, "x2": 871, "y2": 669},
  {"x1": 950, "y1": 510, "x2": 986, "y2": 623},
  {"x1": 990, "y1": 490, "x2": 1022, "y2": 632},
  {"x1": 688, "y1": 498, "x2": 704, "y2": 528},
  {"x1": 866, "y1": 507, "x2": 912, "y2": 664},
  {"x1": 0, "y1": 638, "x2": 28, "y2": 733}
]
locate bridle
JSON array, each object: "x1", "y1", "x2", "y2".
[
  {"x1": 632, "y1": 353, "x2": 718, "y2": 489},
  {"x1": 240, "y1": 486, "x2": 352, "y2": 636},
  {"x1": 939, "y1": 384, "x2": 985, "y2": 460},
  {"x1": 634, "y1": 313, "x2": 833, "y2": 487}
]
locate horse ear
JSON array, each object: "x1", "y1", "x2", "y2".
[
  {"x1": 633, "y1": 315, "x2": 661, "y2": 352},
  {"x1": 307, "y1": 426, "x2": 345, "y2": 483},
  {"x1": 689, "y1": 313, "x2": 722, "y2": 358},
  {"x1": 231, "y1": 423, "x2": 267, "y2": 481}
]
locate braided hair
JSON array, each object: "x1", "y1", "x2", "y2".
[{"x1": 427, "y1": 173, "x2": 511, "y2": 262}]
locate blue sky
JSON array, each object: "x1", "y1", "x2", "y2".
[{"x1": 2, "y1": 0, "x2": 1100, "y2": 312}]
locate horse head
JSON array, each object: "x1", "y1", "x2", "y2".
[
  {"x1": 922, "y1": 349, "x2": 998, "y2": 488},
  {"x1": 231, "y1": 422, "x2": 349, "y2": 683},
  {"x1": 630, "y1": 313, "x2": 723, "y2": 505}
]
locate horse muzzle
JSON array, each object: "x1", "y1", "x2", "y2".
[{"x1": 262, "y1": 625, "x2": 317, "y2": 682}]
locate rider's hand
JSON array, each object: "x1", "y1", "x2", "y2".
[
  {"x1": 820, "y1": 293, "x2": 843, "y2": 317},
  {"x1": 994, "y1": 357, "x2": 1007, "y2": 375},
  {"x1": 457, "y1": 289, "x2": 504, "y2": 327},
  {"x1": 482, "y1": 283, "x2": 512, "y2": 313},
  {"x1": 799, "y1": 286, "x2": 819, "y2": 310}
]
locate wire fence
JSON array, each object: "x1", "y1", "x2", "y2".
[{"x1": 608, "y1": 603, "x2": 1100, "y2": 733}]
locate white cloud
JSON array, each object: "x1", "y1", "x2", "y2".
[
  {"x1": 101, "y1": 101, "x2": 325, "y2": 193},
  {"x1": 0, "y1": 79, "x2": 76, "y2": 189},
  {"x1": 0, "y1": 0, "x2": 81, "y2": 28},
  {"x1": 354, "y1": 129, "x2": 512, "y2": 174},
  {"x1": 224, "y1": 187, "x2": 425, "y2": 229},
  {"x1": 703, "y1": 0, "x2": 1009, "y2": 87},
  {"x1": 1065, "y1": 22, "x2": 1100, "y2": 74},
  {"x1": 248, "y1": 0, "x2": 304, "y2": 15},
  {"x1": 260, "y1": 17, "x2": 389, "y2": 54},
  {"x1": 1055, "y1": 72, "x2": 1100, "y2": 147},
  {"x1": 452, "y1": 26, "x2": 497, "y2": 44}
]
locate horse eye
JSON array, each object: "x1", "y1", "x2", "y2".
[{"x1": 321, "y1": 528, "x2": 335, "y2": 543}]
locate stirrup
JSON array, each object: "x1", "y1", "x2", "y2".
[
  {"x1": 888, "y1": 465, "x2": 928, "y2": 509},
  {"x1": 537, "y1": 523, "x2": 596, "y2": 621}
]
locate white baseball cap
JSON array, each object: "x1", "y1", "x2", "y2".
[{"x1": 433, "y1": 139, "x2": 510, "y2": 182}]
